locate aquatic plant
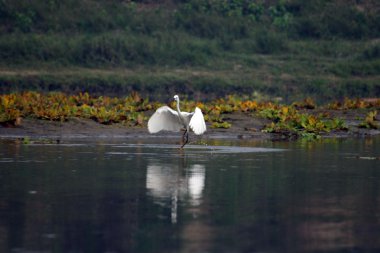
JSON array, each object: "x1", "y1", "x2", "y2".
[
  {"x1": 0, "y1": 92, "x2": 378, "y2": 136},
  {"x1": 327, "y1": 97, "x2": 380, "y2": 110},
  {"x1": 211, "y1": 121, "x2": 232, "y2": 129},
  {"x1": 292, "y1": 97, "x2": 316, "y2": 109},
  {"x1": 359, "y1": 111, "x2": 378, "y2": 129},
  {"x1": 0, "y1": 91, "x2": 153, "y2": 126},
  {"x1": 0, "y1": 93, "x2": 21, "y2": 125},
  {"x1": 22, "y1": 136, "x2": 31, "y2": 144},
  {"x1": 260, "y1": 104, "x2": 348, "y2": 138}
]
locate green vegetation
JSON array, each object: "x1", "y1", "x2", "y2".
[
  {"x1": 1, "y1": 92, "x2": 379, "y2": 138},
  {"x1": 0, "y1": 1, "x2": 379, "y2": 100},
  {"x1": 0, "y1": 91, "x2": 152, "y2": 126},
  {"x1": 359, "y1": 110, "x2": 378, "y2": 129},
  {"x1": 260, "y1": 106, "x2": 348, "y2": 138}
]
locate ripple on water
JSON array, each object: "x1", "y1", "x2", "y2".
[{"x1": 109, "y1": 144, "x2": 284, "y2": 154}]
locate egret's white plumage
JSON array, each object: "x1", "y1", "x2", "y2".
[
  {"x1": 189, "y1": 107, "x2": 206, "y2": 135},
  {"x1": 148, "y1": 95, "x2": 206, "y2": 147},
  {"x1": 147, "y1": 106, "x2": 183, "y2": 133}
]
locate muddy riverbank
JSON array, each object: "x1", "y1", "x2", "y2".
[{"x1": 1, "y1": 109, "x2": 379, "y2": 143}]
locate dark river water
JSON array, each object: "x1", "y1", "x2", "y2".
[{"x1": 0, "y1": 137, "x2": 380, "y2": 253}]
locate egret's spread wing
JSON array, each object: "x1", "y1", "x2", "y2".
[
  {"x1": 148, "y1": 106, "x2": 183, "y2": 133},
  {"x1": 189, "y1": 107, "x2": 207, "y2": 135}
]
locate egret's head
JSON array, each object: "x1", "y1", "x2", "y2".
[{"x1": 173, "y1": 95, "x2": 179, "y2": 102}]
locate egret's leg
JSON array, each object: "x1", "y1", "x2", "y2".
[
  {"x1": 181, "y1": 129, "x2": 187, "y2": 143},
  {"x1": 180, "y1": 129, "x2": 186, "y2": 147},
  {"x1": 181, "y1": 130, "x2": 189, "y2": 149}
]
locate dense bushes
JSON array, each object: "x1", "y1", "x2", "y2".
[
  {"x1": 290, "y1": 1, "x2": 379, "y2": 39},
  {"x1": 1, "y1": 1, "x2": 378, "y2": 38},
  {"x1": 0, "y1": 1, "x2": 379, "y2": 100}
]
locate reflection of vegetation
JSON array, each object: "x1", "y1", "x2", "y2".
[
  {"x1": 1, "y1": 92, "x2": 379, "y2": 136},
  {"x1": 20, "y1": 136, "x2": 59, "y2": 145}
]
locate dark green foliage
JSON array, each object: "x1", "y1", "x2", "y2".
[
  {"x1": 0, "y1": 0, "x2": 379, "y2": 100},
  {"x1": 180, "y1": 0, "x2": 264, "y2": 21},
  {"x1": 268, "y1": 1, "x2": 294, "y2": 30},
  {"x1": 0, "y1": 0, "x2": 137, "y2": 33},
  {"x1": 1, "y1": 1, "x2": 378, "y2": 38},
  {"x1": 286, "y1": 0, "x2": 380, "y2": 39},
  {"x1": 361, "y1": 44, "x2": 380, "y2": 60},
  {"x1": 254, "y1": 30, "x2": 288, "y2": 54}
]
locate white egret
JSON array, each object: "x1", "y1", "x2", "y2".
[{"x1": 148, "y1": 95, "x2": 207, "y2": 148}]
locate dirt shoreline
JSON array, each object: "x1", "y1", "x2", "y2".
[{"x1": 1, "y1": 109, "x2": 379, "y2": 143}]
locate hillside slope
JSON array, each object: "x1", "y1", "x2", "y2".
[{"x1": 0, "y1": 0, "x2": 379, "y2": 101}]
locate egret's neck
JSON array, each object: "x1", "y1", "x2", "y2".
[
  {"x1": 176, "y1": 100, "x2": 181, "y2": 114},
  {"x1": 175, "y1": 99, "x2": 185, "y2": 125}
]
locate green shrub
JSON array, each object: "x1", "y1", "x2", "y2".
[
  {"x1": 254, "y1": 30, "x2": 288, "y2": 54},
  {"x1": 361, "y1": 44, "x2": 380, "y2": 60},
  {"x1": 290, "y1": 1, "x2": 379, "y2": 39}
]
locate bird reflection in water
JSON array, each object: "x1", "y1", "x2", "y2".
[{"x1": 146, "y1": 163, "x2": 206, "y2": 224}]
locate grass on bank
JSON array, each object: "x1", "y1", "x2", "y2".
[{"x1": 1, "y1": 37, "x2": 379, "y2": 102}]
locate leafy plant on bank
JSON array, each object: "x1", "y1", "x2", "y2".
[
  {"x1": 359, "y1": 111, "x2": 378, "y2": 129},
  {"x1": 259, "y1": 103, "x2": 348, "y2": 138},
  {"x1": 0, "y1": 91, "x2": 151, "y2": 126},
  {"x1": 1, "y1": 92, "x2": 379, "y2": 135},
  {"x1": 327, "y1": 97, "x2": 380, "y2": 110}
]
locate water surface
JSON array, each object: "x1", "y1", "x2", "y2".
[{"x1": 0, "y1": 137, "x2": 380, "y2": 253}]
